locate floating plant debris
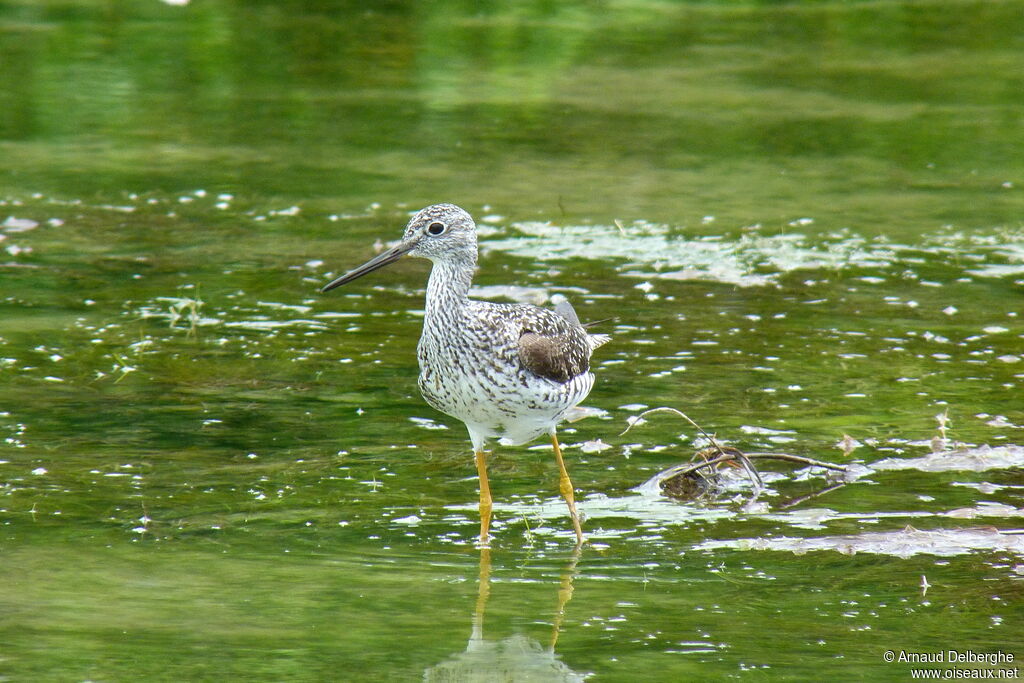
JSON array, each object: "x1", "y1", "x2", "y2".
[
  {"x1": 697, "y1": 526, "x2": 1024, "y2": 559},
  {"x1": 871, "y1": 445, "x2": 1024, "y2": 473}
]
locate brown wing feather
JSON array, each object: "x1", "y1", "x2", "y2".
[{"x1": 519, "y1": 326, "x2": 591, "y2": 383}]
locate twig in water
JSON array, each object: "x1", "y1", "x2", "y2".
[
  {"x1": 743, "y1": 451, "x2": 849, "y2": 472},
  {"x1": 621, "y1": 407, "x2": 764, "y2": 490},
  {"x1": 777, "y1": 481, "x2": 848, "y2": 509}
]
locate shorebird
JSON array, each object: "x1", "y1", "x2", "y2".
[{"x1": 321, "y1": 203, "x2": 609, "y2": 546}]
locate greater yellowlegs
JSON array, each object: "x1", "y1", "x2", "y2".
[{"x1": 321, "y1": 203, "x2": 609, "y2": 546}]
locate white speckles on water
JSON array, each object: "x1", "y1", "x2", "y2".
[
  {"x1": 409, "y1": 417, "x2": 448, "y2": 431},
  {"x1": 2, "y1": 217, "x2": 38, "y2": 232},
  {"x1": 393, "y1": 515, "x2": 422, "y2": 525}
]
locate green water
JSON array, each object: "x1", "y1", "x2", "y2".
[{"x1": 2, "y1": 1, "x2": 1023, "y2": 680}]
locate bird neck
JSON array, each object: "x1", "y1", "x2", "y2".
[{"x1": 424, "y1": 260, "x2": 474, "y2": 316}]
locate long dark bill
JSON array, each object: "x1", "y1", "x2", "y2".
[{"x1": 320, "y1": 240, "x2": 416, "y2": 293}]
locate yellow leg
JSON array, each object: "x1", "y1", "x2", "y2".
[
  {"x1": 475, "y1": 450, "x2": 492, "y2": 547},
  {"x1": 551, "y1": 431, "x2": 584, "y2": 546}
]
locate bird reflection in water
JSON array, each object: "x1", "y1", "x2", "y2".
[{"x1": 423, "y1": 547, "x2": 585, "y2": 682}]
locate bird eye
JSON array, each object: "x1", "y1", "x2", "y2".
[{"x1": 426, "y1": 221, "x2": 446, "y2": 236}]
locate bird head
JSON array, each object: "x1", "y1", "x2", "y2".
[{"x1": 321, "y1": 203, "x2": 477, "y2": 292}]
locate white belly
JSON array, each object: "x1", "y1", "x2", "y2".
[{"x1": 418, "y1": 360, "x2": 594, "y2": 447}]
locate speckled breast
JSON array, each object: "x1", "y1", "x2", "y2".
[{"x1": 416, "y1": 332, "x2": 590, "y2": 432}]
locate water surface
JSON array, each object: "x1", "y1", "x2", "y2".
[{"x1": 1, "y1": 1, "x2": 1023, "y2": 680}]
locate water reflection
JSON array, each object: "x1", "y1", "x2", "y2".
[{"x1": 424, "y1": 548, "x2": 584, "y2": 682}]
